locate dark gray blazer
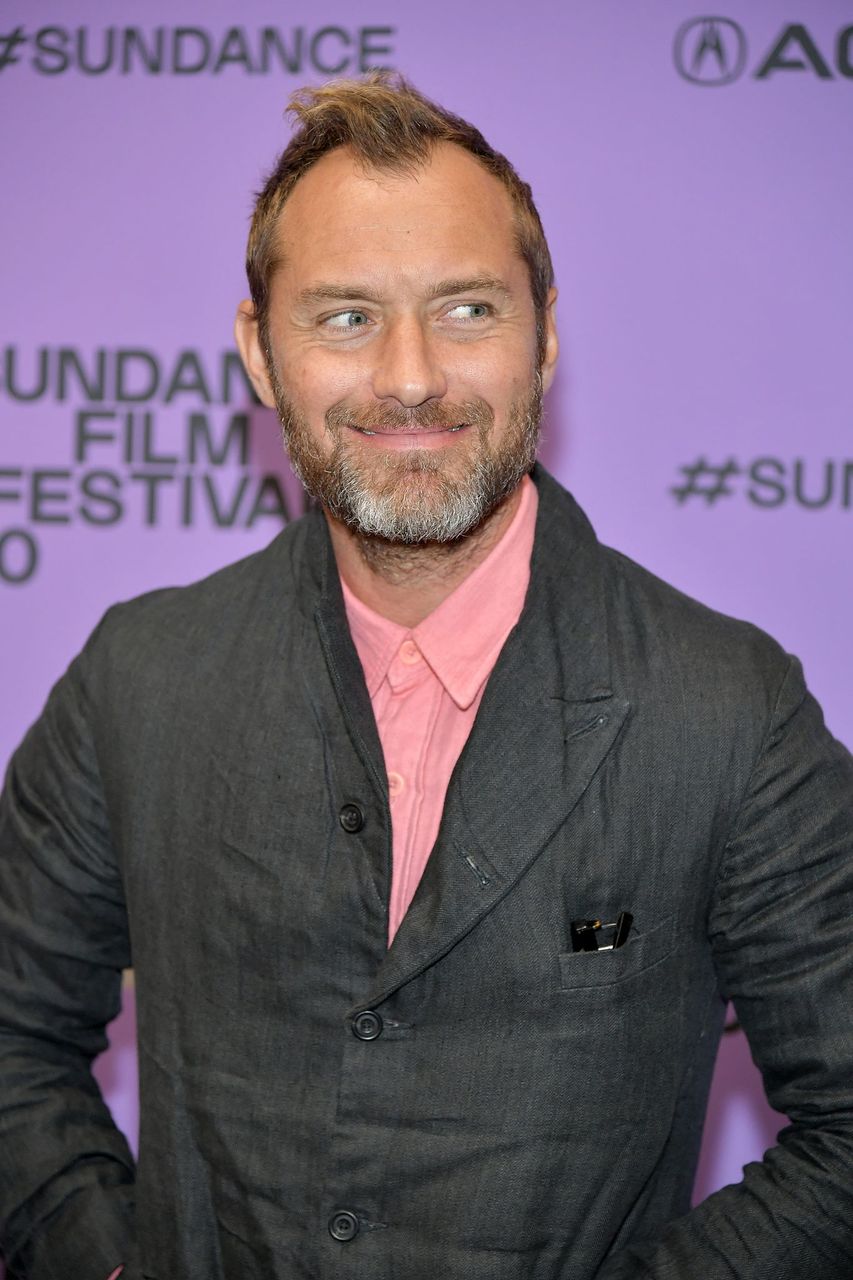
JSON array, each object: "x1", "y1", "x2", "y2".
[{"x1": 1, "y1": 466, "x2": 852, "y2": 1280}]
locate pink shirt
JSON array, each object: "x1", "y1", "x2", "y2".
[{"x1": 343, "y1": 476, "x2": 538, "y2": 941}]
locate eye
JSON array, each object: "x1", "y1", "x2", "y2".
[
  {"x1": 324, "y1": 309, "x2": 371, "y2": 330},
  {"x1": 446, "y1": 302, "x2": 491, "y2": 321}
]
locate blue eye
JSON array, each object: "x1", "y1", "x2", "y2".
[
  {"x1": 325, "y1": 310, "x2": 369, "y2": 329},
  {"x1": 447, "y1": 303, "x2": 490, "y2": 320}
]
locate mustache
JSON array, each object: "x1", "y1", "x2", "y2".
[{"x1": 325, "y1": 399, "x2": 494, "y2": 433}]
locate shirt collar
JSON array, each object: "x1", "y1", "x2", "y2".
[
  {"x1": 342, "y1": 584, "x2": 409, "y2": 698},
  {"x1": 342, "y1": 476, "x2": 538, "y2": 709}
]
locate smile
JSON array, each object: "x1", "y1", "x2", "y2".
[
  {"x1": 351, "y1": 425, "x2": 467, "y2": 435},
  {"x1": 346, "y1": 424, "x2": 471, "y2": 450}
]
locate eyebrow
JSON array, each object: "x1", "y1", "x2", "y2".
[
  {"x1": 296, "y1": 274, "x2": 513, "y2": 307},
  {"x1": 425, "y1": 275, "x2": 513, "y2": 302}
]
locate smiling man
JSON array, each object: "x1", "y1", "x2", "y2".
[
  {"x1": 236, "y1": 110, "x2": 556, "y2": 625},
  {"x1": 1, "y1": 74, "x2": 853, "y2": 1280}
]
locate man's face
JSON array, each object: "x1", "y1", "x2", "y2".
[{"x1": 238, "y1": 142, "x2": 558, "y2": 543}]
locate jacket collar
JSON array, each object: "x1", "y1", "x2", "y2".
[
  {"x1": 300, "y1": 465, "x2": 626, "y2": 1002},
  {"x1": 303, "y1": 462, "x2": 613, "y2": 704}
]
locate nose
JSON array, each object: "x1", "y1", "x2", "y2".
[{"x1": 370, "y1": 314, "x2": 448, "y2": 406}]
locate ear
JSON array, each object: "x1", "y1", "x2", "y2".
[
  {"x1": 539, "y1": 287, "x2": 559, "y2": 394},
  {"x1": 234, "y1": 300, "x2": 277, "y2": 408}
]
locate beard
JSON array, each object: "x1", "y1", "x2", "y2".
[{"x1": 269, "y1": 373, "x2": 542, "y2": 546}]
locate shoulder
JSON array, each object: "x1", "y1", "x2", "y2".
[
  {"x1": 75, "y1": 512, "x2": 323, "y2": 707},
  {"x1": 532, "y1": 466, "x2": 795, "y2": 729},
  {"x1": 601, "y1": 543, "x2": 790, "y2": 700},
  {"x1": 93, "y1": 513, "x2": 317, "y2": 648},
  {"x1": 595, "y1": 546, "x2": 805, "y2": 788},
  {"x1": 535, "y1": 465, "x2": 791, "y2": 690}
]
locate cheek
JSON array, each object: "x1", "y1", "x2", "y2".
[
  {"x1": 451, "y1": 346, "x2": 534, "y2": 409},
  {"x1": 282, "y1": 348, "x2": 373, "y2": 414}
]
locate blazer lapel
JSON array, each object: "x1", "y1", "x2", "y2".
[
  {"x1": 313, "y1": 559, "x2": 389, "y2": 805},
  {"x1": 362, "y1": 468, "x2": 630, "y2": 1006}
]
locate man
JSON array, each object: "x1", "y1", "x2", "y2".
[{"x1": 1, "y1": 73, "x2": 852, "y2": 1280}]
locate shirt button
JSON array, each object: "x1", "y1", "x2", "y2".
[
  {"x1": 387, "y1": 771, "x2": 405, "y2": 798},
  {"x1": 399, "y1": 639, "x2": 421, "y2": 665},
  {"x1": 352, "y1": 1010, "x2": 383, "y2": 1041},
  {"x1": 328, "y1": 1210, "x2": 360, "y2": 1242},
  {"x1": 339, "y1": 803, "x2": 365, "y2": 834}
]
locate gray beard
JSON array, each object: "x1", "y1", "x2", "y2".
[{"x1": 271, "y1": 378, "x2": 542, "y2": 546}]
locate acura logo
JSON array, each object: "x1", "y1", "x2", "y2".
[{"x1": 674, "y1": 16, "x2": 748, "y2": 86}]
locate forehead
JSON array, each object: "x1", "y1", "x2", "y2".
[{"x1": 273, "y1": 142, "x2": 524, "y2": 291}]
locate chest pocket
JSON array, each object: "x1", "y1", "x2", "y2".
[
  {"x1": 557, "y1": 914, "x2": 675, "y2": 989},
  {"x1": 550, "y1": 916, "x2": 685, "y2": 1136}
]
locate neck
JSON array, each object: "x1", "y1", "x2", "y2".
[{"x1": 326, "y1": 483, "x2": 525, "y2": 628}]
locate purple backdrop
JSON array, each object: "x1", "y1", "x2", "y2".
[{"x1": 2, "y1": 0, "x2": 851, "y2": 1240}]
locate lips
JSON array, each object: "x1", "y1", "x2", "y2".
[
  {"x1": 351, "y1": 424, "x2": 466, "y2": 436},
  {"x1": 326, "y1": 400, "x2": 490, "y2": 440},
  {"x1": 342, "y1": 421, "x2": 473, "y2": 453}
]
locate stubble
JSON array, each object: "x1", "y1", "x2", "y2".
[{"x1": 269, "y1": 371, "x2": 543, "y2": 551}]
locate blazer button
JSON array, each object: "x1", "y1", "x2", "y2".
[
  {"x1": 339, "y1": 803, "x2": 365, "y2": 834},
  {"x1": 352, "y1": 1010, "x2": 383, "y2": 1040},
  {"x1": 328, "y1": 1210, "x2": 360, "y2": 1242}
]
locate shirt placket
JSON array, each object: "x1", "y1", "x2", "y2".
[{"x1": 384, "y1": 637, "x2": 444, "y2": 938}]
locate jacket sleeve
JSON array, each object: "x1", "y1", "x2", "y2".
[
  {"x1": 599, "y1": 655, "x2": 853, "y2": 1279},
  {"x1": 0, "y1": 618, "x2": 135, "y2": 1280}
]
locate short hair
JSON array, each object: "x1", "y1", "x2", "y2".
[{"x1": 246, "y1": 72, "x2": 554, "y2": 362}]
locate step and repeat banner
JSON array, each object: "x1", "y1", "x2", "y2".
[{"x1": 2, "y1": 0, "x2": 851, "y2": 1231}]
